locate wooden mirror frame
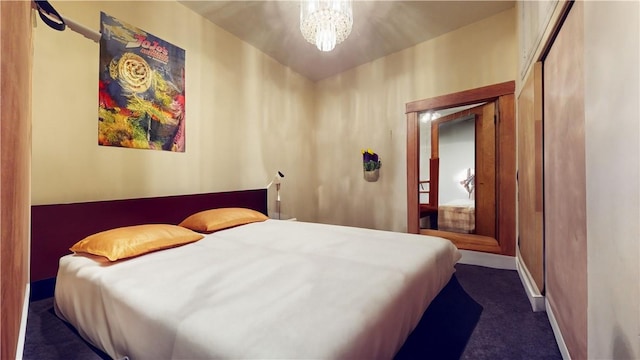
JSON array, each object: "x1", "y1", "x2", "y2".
[{"x1": 406, "y1": 81, "x2": 516, "y2": 256}]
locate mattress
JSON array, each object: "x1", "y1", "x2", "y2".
[
  {"x1": 438, "y1": 199, "x2": 476, "y2": 233},
  {"x1": 54, "y1": 220, "x2": 461, "y2": 359}
]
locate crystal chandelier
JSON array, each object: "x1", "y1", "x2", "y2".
[{"x1": 300, "y1": 0, "x2": 353, "y2": 52}]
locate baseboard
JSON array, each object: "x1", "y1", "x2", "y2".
[
  {"x1": 457, "y1": 250, "x2": 516, "y2": 270},
  {"x1": 516, "y1": 256, "x2": 546, "y2": 312},
  {"x1": 16, "y1": 283, "x2": 30, "y2": 359},
  {"x1": 546, "y1": 299, "x2": 571, "y2": 360}
]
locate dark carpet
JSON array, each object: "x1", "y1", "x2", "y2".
[
  {"x1": 456, "y1": 264, "x2": 562, "y2": 360},
  {"x1": 23, "y1": 264, "x2": 561, "y2": 359},
  {"x1": 23, "y1": 299, "x2": 109, "y2": 360},
  {"x1": 395, "y1": 275, "x2": 483, "y2": 360}
]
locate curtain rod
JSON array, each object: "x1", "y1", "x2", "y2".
[
  {"x1": 34, "y1": 1, "x2": 101, "y2": 42},
  {"x1": 61, "y1": 15, "x2": 101, "y2": 43}
]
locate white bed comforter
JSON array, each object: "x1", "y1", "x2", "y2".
[{"x1": 55, "y1": 220, "x2": 461, "y2": 360}]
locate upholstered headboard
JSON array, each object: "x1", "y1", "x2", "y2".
[{"x1": 31, "y1": 189, "x2": 267, "y2": 282}]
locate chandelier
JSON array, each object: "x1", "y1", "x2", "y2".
[{"x1": 300, "y1": 0, "x2": 353, "y2": 52}]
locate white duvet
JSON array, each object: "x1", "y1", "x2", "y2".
[{"x1": 55, "y1": 220, "x2": 461, "y2": 359}]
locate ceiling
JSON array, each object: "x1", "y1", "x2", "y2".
[{"x1": 178, "y1": 1, "x2": 515, "y2": 82}]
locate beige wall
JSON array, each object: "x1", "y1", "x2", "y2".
[
  {"x1": 314, "y1": 8, "x2": 516, "y2": 232},
  {"x1": 33, "y1": 3, "x2": 516, "y2": 231},
  {"x1": 584, "y1": 1, "x2": 639, "y2": 358},
  {"x1": 32, "y1": 1, "x2": 317, "y2": 221}
]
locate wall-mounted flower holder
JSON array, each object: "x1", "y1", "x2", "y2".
[
  {"x1": 364, "y1": 168, "x2": 380, "y2": 182},
  {"x1": 362, "y1": 148, "x2": 381, "y2": 182}
]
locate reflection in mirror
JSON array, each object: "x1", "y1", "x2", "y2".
[
  {"x1": 437, "y1": 115, "x2": 475, "y2": 233},
  {"x1": 418, "y1": 111, "x2": 437, "y2": 229},
  {"x1": 418, "y1": 103, "x2": 485, "y2": 234}
]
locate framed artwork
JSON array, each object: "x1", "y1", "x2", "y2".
[{"x1": 98, "y1": 12, "x2": 186, "y2": 152}]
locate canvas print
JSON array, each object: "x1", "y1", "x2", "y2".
[{"x1": 98, "y1": 12, "x2": 186, "y2": 152}]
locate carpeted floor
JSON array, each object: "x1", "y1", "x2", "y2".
[
  {"x1": 456, "y1": 264, "x2": 561, "y2": 359},
  {"x1": 395, "y1": 274, "x2": 483, "y2": 360},
  {"x1": 23, "y1": 263, "x2": 561, "y2": 359},
  {"x1": 23, "y1": 299, "x2": 109, "y2": 360}
]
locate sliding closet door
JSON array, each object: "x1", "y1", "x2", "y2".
[
  {"x1": 543, "y1": 2, "x2": 587, "y2": 359},
  {"x1": 0, "y1": 1, "x2": 33, "y2": 359},
  {"x1": 517, "y1": 62, "x2": 544, "y2": 292}
]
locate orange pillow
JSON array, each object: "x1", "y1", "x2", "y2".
[
  {"x1": 70, "y1": 224, "x2": 204, "y2": 261},
  {"x1": 179, "y1": 207, "x2": 268, "y2": 233}
]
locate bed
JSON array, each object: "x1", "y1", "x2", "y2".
[
  {"x1": 438, "y1": 199, "x2": 475, "y2": 234},
  {"x1": 38, "y1": 190, "x2": 462, "y2": 359}
]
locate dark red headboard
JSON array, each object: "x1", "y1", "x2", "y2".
[{"x1": 31, "y1": 189, "x2": 267, "y2": 282}]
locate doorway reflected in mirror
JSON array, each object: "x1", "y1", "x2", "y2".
[
  {"x1": 419, "y1": 102, "x2": 489, "y2": 234},
  {"x1": 406, "y1": 80, "x2": 516, "y2": 256}
]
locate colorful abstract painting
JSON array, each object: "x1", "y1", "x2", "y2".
[{"x1": 99, "y1": 12, "x2": 186, "y2": 152}]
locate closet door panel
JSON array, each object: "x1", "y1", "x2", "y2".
[
  {"x1": 517, "y1": 62, "x2": 544, "y2": 292},
  {"x1": 0, "y1": 1, "x2": 33, "y2": 359},
  {"x1": 543, "y1": 2, "x2": 587, "y2": 359}
]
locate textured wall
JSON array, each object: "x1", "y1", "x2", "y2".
[
  {"x1": 314, "y1": 8, "x2": 516, "y2": 232},
  {"x1": 584, "y1": 1, "x2": 640, "y2": 359},
  {"x1": 32, "y1": 3, "x2": 516, "y2": 231},
  {"x1": 31, "y1": 1, "x2": 317, "y2": 221}
]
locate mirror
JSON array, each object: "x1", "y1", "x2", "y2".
[
  {"x1": 418, "y1": 102, "x2": 494, "y2": 235},
  {"x1": 404, "y1": 80, "x2": 516, "y2": 256}
]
